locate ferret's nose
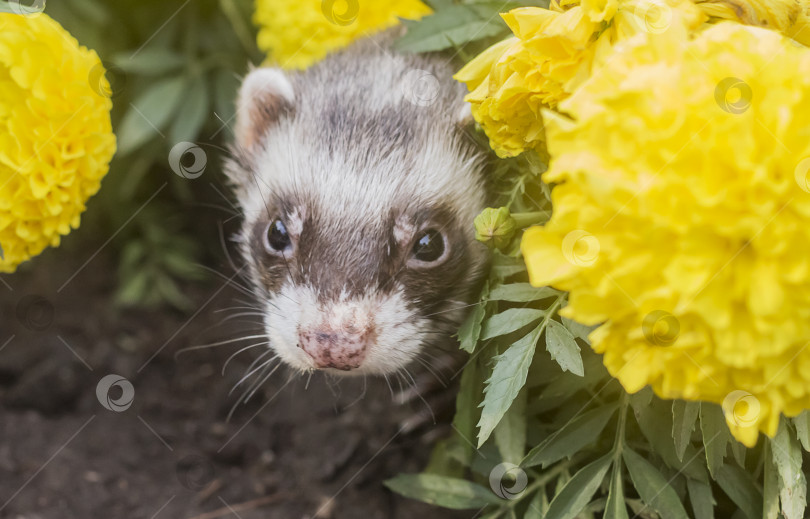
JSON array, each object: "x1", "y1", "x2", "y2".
[{"x1": 298, "y1": 327, "x2": 371, "y2": 371}]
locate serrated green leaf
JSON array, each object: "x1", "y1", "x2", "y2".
[
  {"x1": 395, "y1": 4, "x2": 510, "y2": 53},
  {"x1": 451, "y1": 354, "x2": 485, "y2": 466},
  {"x1": 117, "y1": 76, "x2": 188, "y2": 155},
  {"x1": 112, "y1": 48, "x2": 186, "y2": 75},
  {"x1": 477, "y1": 325, "x2": 542, "y2": 446},
  {"x1": 488, "y1": 283, "x2": 558, "y2": 302},
  {"x1": 522, "y1": 404, "x2": 618, "y2": 468},
  {"x1": 629, "y1": 386, "x2": 653, "y2": 409},
  {"x1": 481, "y1": 308, "x2": 545, "y2": 340},
  {"x1": 561, "y1": 316, "x2": 595, "y2": 343},
  {"x1": 792, "y1": 410, "x2": 810, "y2": 451},
  {"x1": 623, "y1": 447, "x2": 689, "y2": 519},
  {"x1": 544, "y1": 454, "x2": 612, "y2": 519},
  {"x1": 494, "y1": 387, "x2": 526, "y2": 464},
  {"x1": 700, "y1": 403, "x2": 730, "y2": 479},
  {"x1": 763, "y1": 442, "x2": 780, "y2": 519},
  {"x1": 634, "y1": 397, "x2": 708, "y2": 483},
  {"x1": 458, "y1": 283, "x2": 488, "y2": 353},
  {"x1": 771, "y1": 419, "x2": 807, "y2": 519},
  {"x1": 715, "y1": 464, "x2": 763, "y2": 519},
  {"x1": 545, "y1": 320, "x2": 584, "y2": 376},
  {"x1": 384, "y1": 474, "x2": 501, "y2": 509},
  {"x1": 687, "y1": 478, "x2": 715, "y2": 519},
  {"x1": 672, "y1": 400, "x2": 700, "y2": 462},
  {"x1": 604, "y1": 461, "x2": 629, "y2": 519},
  {"x1": 730, "y1": 439, "x2": 747, "y2": 467},
  {"x1": 169, "y1": 76, "x2": 210, "y2": 145}
]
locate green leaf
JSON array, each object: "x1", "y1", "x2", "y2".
[
  {"x1": 700, "y1": 403, "x2": 730, "y2": 479},
  {"x1": 687, "y1": 478, "x2": 715, "y2": 519},
  {"x1": 384, "y1": 474, "x2": 501, "y2": 510},
  {"x1": 112, "y1": 48, "x2": 186, "y2": 75},
  {"x1": 672, "y1": 401, "x2": 700, "y2": 462},
  {"x1": 451, "y1": 354, "x2": 485, "y2": 466},
  {"x1": 458, "y1": 282, "x2": 488, "y2": 353},
  {"x1": 488, "y1": 283, "x2": 558, "y2": 303},
  {"x1": 522, "y1": 404, "x2": 618, "y2": 469},
  {"x1": 792, "y1": 410, "x2": 810, "y2": 451},
  {"x1": 395, "y1": 4, "x2": 510, "y2": 53},
  {"x1": 545, "y1": 320, "x2": 584, "y2": 376},
  {"x1": 480, "y1": 308, "x2": 545, "y2": 340},
  {"x1": 604, "y1": 460, "x2": 629, "y2": 519},
  {"x1": 561, "y1": 316, "x2": 595, "y2": 343},
  {"x1": 544, "y1": 454, "x2": 612, "y2": 519},
  {"x1": 763, "y1": 442, "x2": 780, "y2": 519},
  {"x1": 169, "y1": 76, "x2": 210, "y2": 145},
  {"x1": 494, "y1": 387, "x2": 526, "y2": 464},
  {"x1": 771, "y1": 419, "x2": 807, "y2": 519},
  {"x1": 623, "y1": 447, "x2": 690, "y2": 519},
  {"x1": 633, "y1": 397, "x2": 709, "y2": 483},
  {"x1": 477, "y1": 325, "x2": 542, "y2": 446},
  {"x1": 117, "y1": 76, "x2": 188, "y2": 155},
  {"x1": 715, "y1": 464, "x2": 763, "y2": 519},
  {"x1": 525, "y1": 489, "x2": 548, "y2": 519}
]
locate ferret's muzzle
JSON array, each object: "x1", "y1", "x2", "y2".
[{"x1": 297, "y1": 302, "x2": 376, "y2": 371}]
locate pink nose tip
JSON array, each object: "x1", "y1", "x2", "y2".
[{"x1": 298, "y1": 328, "x2": 371, "y2": 371}]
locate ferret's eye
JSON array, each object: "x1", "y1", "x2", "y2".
[
  {"x1": 264, "y1": 219, "x2": 291, "y2": 254},
  {"x1": 412, "y1": 229, "x2": 446, "y2": 263}
]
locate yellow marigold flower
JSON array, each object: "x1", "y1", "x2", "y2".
[
  {"x1": 521, "y1": 21, "x2": 810, "y2": 447},
  {"x1": 454, "y1": 0, "x2": 705, "y2": 158},
  {"x1": 254, "y1": 0, "x2": 432, "y2": 70},
  {"x1": 456, "y1": 0, "x2": 810, "y2": 159},
  {"x1": 0, "y1": 13, "x2": 116, "y2": 273},
  {"x1": 695, "y1": 0, "x2": 810, "y2": 45}
]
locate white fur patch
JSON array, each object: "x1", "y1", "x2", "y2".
[{"x1": 264, "y1": 283, "x2": 423, "y2": 375}]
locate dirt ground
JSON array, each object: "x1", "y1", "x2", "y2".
[{"x1": 0, "y1": 220, "x2": 474, "y2": 518}]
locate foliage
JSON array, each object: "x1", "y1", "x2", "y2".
[
  {"x1": 45, "y1": 0, "x2": 260, "y2": 308},
  {"x1": 386, "y1": 4, "x2": 810, "y2": 517}
]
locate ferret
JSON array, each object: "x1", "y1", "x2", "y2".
[{"x1": 225, "y1": 35, "x2": 488, "y2": 376}]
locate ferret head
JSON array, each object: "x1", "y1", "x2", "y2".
[{"x1": 226, "y1": 50, "x2": 488, "y2": 376}]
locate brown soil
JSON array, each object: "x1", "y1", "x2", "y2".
[{"x1": 0, "y1": 220, "x2": 472, "y2": 519}]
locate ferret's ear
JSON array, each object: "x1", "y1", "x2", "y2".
[{"x1": 235, "y1": 67, "x2": 295, "y2": 150}]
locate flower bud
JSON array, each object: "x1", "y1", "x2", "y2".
[{"x1": 474, "y1": 207, "x2": 517, "y2": 250}]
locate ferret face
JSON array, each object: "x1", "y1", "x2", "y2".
[{"x1": 226, "y1": 50, "x2": 488, "y2": 375}]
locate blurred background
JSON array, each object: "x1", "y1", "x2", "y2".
[{"x1": 0, "y1": 1, "x2": 465, "y2": 517}]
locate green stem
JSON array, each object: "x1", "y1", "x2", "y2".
[
  {"x1": 505, "y1": 457, "x2": 575, "y2": 510},
  {"x1": 613, "y1": 393, "x2": 630, "y2": 457},
  {"x1": 512, "y1": 211, "x2": 550, "y2": 228}
]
